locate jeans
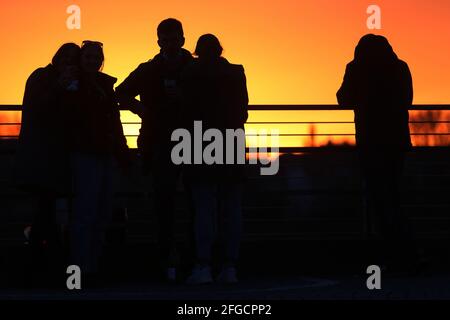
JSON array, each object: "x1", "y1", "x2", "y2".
[
  {"x1": 190, "y1": 181, "x2": 243, "y2": 266},
  {"x1": 69, "y1": 153, "x2": 113, "y2": 274}
]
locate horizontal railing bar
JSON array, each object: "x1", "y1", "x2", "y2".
[
  {"x1": 0, "y1": 105, "x2": 21, "y2": 111},
  {"x1": 247, "y1": 121, "x2": 450, "y2": 124},
  {"x1": 409, "y1": 133, "x2": 450, "y2": 136},
  {"x1": 2, "y1": 144, "x2": 445, "y2": 151},
  {"x1": 248, "y1": 146, "x2": 450, "y2": 152},
  {"x1": 250, "y1": 122, "x2": 355, "y2": 124},
  {"x1": 1, "y1": 133, "x2": 449, "y2": 138},
  {"x1": 246, "y1": 105, "x2": 450, "y2": 111},
  {"x1": 246, "y1": 134, "x2": 355, "y2": 136},
  {"x1": 0, "y1": 145, "x2": 447, "y2": 154},
  {"x1": 245, "y1": 133, "x2": 450, "y2": 136},
  {"x1": 1, "y1": 104, "x2": 450, "y2": 111},
  {"x1": 1, "y1": 121, "x2": 449, "y2": 126},
  {"x1": 410, "y1": 121, "x2": 450, "y2": 123},
  {"x1": 114, "y1": 134, "x2": 355, "y2": 137},
  {"x1": 118, "y1": 121, "x2": 359, "y2": 125}
]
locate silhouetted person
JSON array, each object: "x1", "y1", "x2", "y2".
[
  {"x1": 66, "y1": 41, "x2": 129, "y2": 282},
  {"x1": 181, "y1": 34, "x2": 249, "y2": 284},
  {"x1": 14, "y1": 43, "x2": 81, "y2": 286},
  {"x1": 337, "y1": 34, "x2": 415, "y2": 268},
  {"x1": 116, "y1": 18, "x2": 193, "y2": 282}
]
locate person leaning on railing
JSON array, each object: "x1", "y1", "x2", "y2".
[
  {"x1": 115, "y1": 18, "x2": 194, "y2": 283},
  {"x1": 337, "y1": 34, "x2": 419, "y2": 272}
]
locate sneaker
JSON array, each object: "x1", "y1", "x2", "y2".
[
  {"x1": 186, "y1": 265, "x2": 213, "y2": 285},
  {"x1": 160, "y1": 247, "x2": 179, "y2": 283},
  {"x1": 217, "y1": 266, "x2": 238, "y2": 284}
]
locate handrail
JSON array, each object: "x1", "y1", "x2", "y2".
[
  {"x1": 1, "y1": 105, "x2": 449, "y2": 151},
  {"x1": 1, "y1": 104, "x2": 450, "y2": 111}
]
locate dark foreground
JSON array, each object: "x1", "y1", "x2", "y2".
[{"x1": 1, "y1": 239, "x2": 450, "y2": 300}]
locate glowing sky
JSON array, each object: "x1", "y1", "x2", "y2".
[{"x1": 0, "y1": 0, "x2": 449, "y2": 147}]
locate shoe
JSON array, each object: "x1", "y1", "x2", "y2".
[
  {"x1": 160, "y1": 247, "x2": 179, "y2": 283},
  {"x1": 166, "y1": 267, "x2": 177, "y2": 283},
  {"x1": 186, "y1": 265, "x2": 213, "y2": 285},
  {"x1": 217, "y1": 266, "x2": 238, "y2": 284}
]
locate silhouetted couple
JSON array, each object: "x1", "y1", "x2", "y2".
[
  {"x1": 15, "y1": 41, "x2": 129, "y2": 286},
  {"x1": 116, "y1": 19, "x2": 248, "y2": 284},
  {"x1": 337, "y1": 34, "x2": 418, "y2": 270}
]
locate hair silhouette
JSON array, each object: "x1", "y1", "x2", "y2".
[
  {"x1": 157, "y1": 18, "x2": 184, "y2": 37},
  {"x1": 80, "y1": 40, "x2": 105, "y2": 72},
  {"x1": 81, "y1": 41, "x2": 104, "y2": 59},
  {"x1": 51, "y1": 43, "x2": 80, "y2": 67},
  {"x1": 194, "y1": 34, "x2": 223, "y2": 59},
  {"x1": 354, "y1": 34, "x2": 398, "y2": 66}
]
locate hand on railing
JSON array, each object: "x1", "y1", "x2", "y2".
[{"x1": 118, "y1": 99, "x2": 145, "y2": 118}]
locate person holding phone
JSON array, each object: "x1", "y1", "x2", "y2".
[{"x1": 116, "y1": 18, "x2": 194, "y2": 282}]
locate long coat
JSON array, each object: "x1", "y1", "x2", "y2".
[{"x1": 14, "y1": 65, "x2": 71, "y2": 193}]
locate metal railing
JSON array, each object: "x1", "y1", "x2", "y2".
[
  {"x1": 1, "y1": 104, "x2": 449, "y2": 152},
  {"x1": 1, "y1": 105, "x2": 449, "y2": 242}
]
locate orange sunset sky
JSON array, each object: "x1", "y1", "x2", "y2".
[{"x1": 0, "y1": 0, "x2": 449, "y2": 147}]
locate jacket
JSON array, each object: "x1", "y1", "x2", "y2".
[
  {"x1": 180, "y1": 57, "x2": 249, "y2": 183},
  {"x1": 337, "y1": 59, "x2": 413, "y2": 150}
]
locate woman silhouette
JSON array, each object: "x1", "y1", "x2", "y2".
[
  {"x1": 181, "y1": 34, "x2": 248, "y2": 284},
  {"x1": 15, "y1": 43, "x2": 81, "y2": 286},
  {"x1": 66, "y1": 41, "x2": 129, "y2": 282}
]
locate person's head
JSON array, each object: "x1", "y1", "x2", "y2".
[
  {"x1": 51, "y1": 43, "x2": 81, "y2": 73},
  {"x1": 194, "y1": 34, "x2": 223, "y2": 61},
  {"x1": 157, "y1": 18, "x2": 185, "y2": 57},
  {"x1": 80, "y1": 40, "x2": 104, "y2": 73},
  {"x1": 354, "y1": 34, "x2": 397, "y2": 64},
  {"x1": 375, "y1": 35, "x2": 398, "y2": 61}
]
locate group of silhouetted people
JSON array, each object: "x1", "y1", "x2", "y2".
[
  {"x1": 15, "y1": 18, "x2": 248, "y2": 286},
  {"x1": 14, "y1": 18, "x2": 418, "y2": 288}
]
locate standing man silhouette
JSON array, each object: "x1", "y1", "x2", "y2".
[{"x1": 116, "y1": 18, "x2": 193, "y2": 282}]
